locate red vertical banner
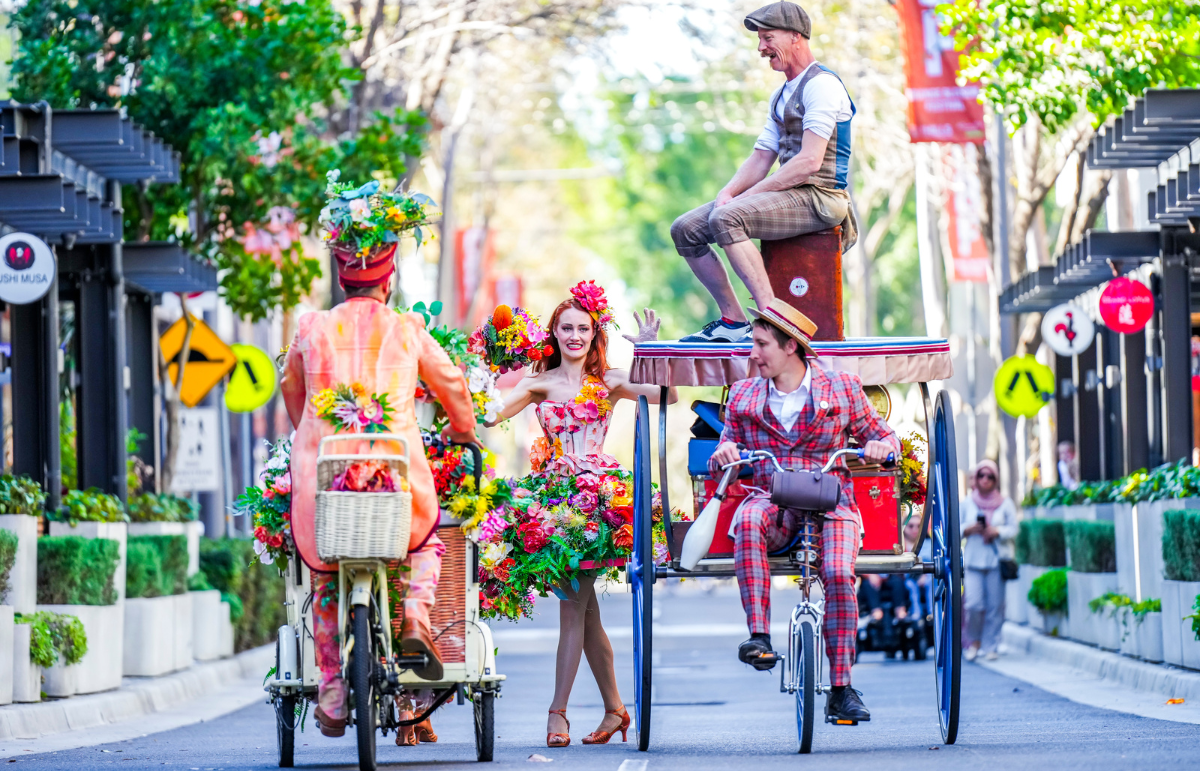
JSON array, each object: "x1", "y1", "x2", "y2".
[
  {"x1": 941, "y1": 146, "x2": 990, "y2": 282},
  {"x1": 895, "y1": 0, "x2": 986, "y2": 144},
  {"x1": 454, "y1": 226, "x2": 495, "y2": 327}
]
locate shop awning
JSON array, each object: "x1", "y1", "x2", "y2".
[{"x1": 122, "y1": 242, "x2": 218, "y2": 294}]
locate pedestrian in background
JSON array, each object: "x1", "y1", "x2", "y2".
[
  {"x1": 960, "y1": 459, "x2": 1018, "y2": 662},
  {"x1": 1057, "y1": 441, "x2": 1080, "y2": 490}
]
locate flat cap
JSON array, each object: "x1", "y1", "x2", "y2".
[{"x1": 744, "y1": 1, "x2": 812, "y2": 38}]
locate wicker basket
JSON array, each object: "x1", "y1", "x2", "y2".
[{"x1": 314, "y1": 434, "x2": 412, "y2": 563}]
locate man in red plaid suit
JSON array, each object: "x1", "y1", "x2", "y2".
[{"x1": 709, "y1": 299, "x2": 899, "y2": 723}]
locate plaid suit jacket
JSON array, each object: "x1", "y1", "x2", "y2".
[{"x1": 709, "y1": 366, "x2": 900, "y2": 521}]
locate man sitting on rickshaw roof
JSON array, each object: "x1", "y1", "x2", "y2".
[
  {"x1": 709, "y1": 300, "x2": 899, "y2": 723},
  {"x1": 671, "y1": 0, "x2": 857, "y2": 343}
]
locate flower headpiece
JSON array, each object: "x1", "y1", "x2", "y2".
[
  {"x1": 570, "y1": 280, "x2": 617, "y2": 330},
  {"x1": 318, "y1": 170, "x2": 438, "y2": 261}
]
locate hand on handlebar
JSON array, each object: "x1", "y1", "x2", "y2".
[
  {"x1": 442, "y1": 426, "x2": 479, "y2": 447},
  {"x1": 861, "y1": 440, "x2": 896, "y2": 466},
  {"x1": 711, "y1": 441, "x2": 742, "y2": 469}
]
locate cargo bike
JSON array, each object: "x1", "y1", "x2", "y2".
[
  {"x1": 265, "y1": 435, "x2": 504, "y2": 770},
  {"x1": 626, "y1": 337, "x2": 963, "y2": 754}
]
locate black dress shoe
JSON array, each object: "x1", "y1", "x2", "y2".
[
  {"x1": 825, "y1": 687, "x2": 871, "y2": 723},
  {"x1": 737, "y1": 634, "x2": 780, "y2": 671}
]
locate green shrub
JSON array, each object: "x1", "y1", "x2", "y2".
[
  {"x1": 1028, "y1": 569, "x2": 1068, "y2": 614},
  {"x1": 1016, "y1": 520, "x2": 1066, "y2": 567},
  {"x1": 187, "y1": 571, "x2": 214, "y2": 592},
  {"x1": 1065, "y1": 520, "x2": 1117, "y2": 573},
  {"x1": 1163, "y1": 510, "x2": 1200, "y2": 582},
  {"x1": 54, "y1": 489, "x2": 127, "y2": 525},
  {"x1": 1187, "y1": 595, "x2": 1200, "y2": 642},
  {"x1": 222, "y1": 591, "x2": 245, "y2": 622},
  {"x1": 127, "y1": 535, "x2": 188, "y2": 596},
  {"x1": 1133, "y1": 598, "x2": 1161, "y2": 615},
  {"x1": 37, "y1": 537, "x2": 120, "y2": 605},
  {"x1": 16, "y1": 611, "x2": 88, "y2": 667},
  {"x1": 1088, "y1": 591, "x2": 1131, "y2": 616},
  {"x1": 0, "y1": 529, "x2": 18, "y2": 599},
  {"x1": 125, "y1": 542, "x2": 164, "y2": 599},
  {"x1": 200, "y1": 539, "x2": 285, "y2": 652},
  {"x1": 128, "y1": 494, "x2": 199, "y2": 523},
  {"x1": 0, "y1": 475, "x2": 45, "y2": 515}
]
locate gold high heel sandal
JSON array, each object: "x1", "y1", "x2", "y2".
[
  {"x1": 547, "y1": 708, "x2": 570, "y2": 748},
  {"x1": 582, "y1": 705, "x2": 630, "y2": 744}
]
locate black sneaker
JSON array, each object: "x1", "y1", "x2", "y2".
[
  {"x1": 680, "y1": 318, "x2": 752, "y2": 343},
  {"x1": 825, "y1": 687, "x2": 871, "y2": 723},
  {"x1": 737, "y1": 634, "x2": 780, "y2": 671}
]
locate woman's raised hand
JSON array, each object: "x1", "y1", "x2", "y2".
[{"x1": 621, "y1": 308, "x2": 661, "y2": 345}]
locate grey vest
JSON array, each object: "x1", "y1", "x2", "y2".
[{"x1": 769, "y1": 62, "x2": 855, "y2": 190}]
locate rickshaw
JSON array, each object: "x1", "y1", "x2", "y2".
[
  {"x1": 265, "y1": 437, "x2": 503, "y2": 770},
  {"x1": 626, "y1": 336, "x2": 962, "y2": 753}
]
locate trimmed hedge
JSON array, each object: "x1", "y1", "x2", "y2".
[
  {"x1": 126, "y1": 542, "x2": 164, "y2": 599},
  {"x1": 0, "y1": 529, "x2": 18, "y2": 598},
  {"x1": 37, "y1": 536, "x2": 120, "y2": 605},
  {"x1": 1163, "y1": 510, "x2": 1200, "y2": 582},
  {"x1": 1015, "y1": 520, "x2": 1066, "y2": 567},
  {"x1": 1065, "y1": 520, "x2": 1117, "y2": 573},
  {"x1": 127, "y1": 535, "x2": 187, "y2": 596},
  {"x1": 199, "y1": 539, "x2": 285, "y2": 653},
  {"x1": 1029, "y1": 568, "x2": 1068, "y2": 614}
]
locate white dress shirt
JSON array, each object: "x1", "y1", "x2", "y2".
[
  {"x1": 754, "y1": 63, "x2": 854, "y2": 154},
  {"x1": 767, "y1": 366, "x2": 812, "y2": 432}
]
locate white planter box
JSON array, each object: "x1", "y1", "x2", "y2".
[
  {"x1": 11, "y1": 622, "x2": 39, "y2": 702},
  {"x1": 1042, "y1": 611, "x2": 1066, "y2": 636},
  {"x1": 124, "y1": 594, "x2": 193, "y2": 677},
  {"x1": 218, "y1": 601, "x2": 235, "y2": 658},
  {"x1": 36, "y1": 603, "x2": 123, "y2": 694},
  {"x1": 43, "y1": 660, "x2": 78, "y2": 698},
  {"x1": 1005, "y1": 575, "x2": 1028, "y2": 624},
  {"x1": 173, "y1": 593, "x2": 193, "y2": 671},
  {"x1": 1114, "y1": 504, "x2": 1138, "y2": 599},
  {"x1": 0, "y1": 515, "x2": 38, "y2": 613},
  {"x1": 1123, "y1": 611, "x2": 1164, "y2": 663},
  {"x1": 191, "y1": 590, "x2": 223, "y2": 661},
  {"x1": 1161, "y1": 580, "x2": 1200, "y2": 668},
  {"x1": 48, "y1": 521, "x2": 128, "y2": 603},
  {"x1": 1091, "y1": 606, "x2": 1123, "y2": 651},
  {"x1": 1068, "y1": 571, "x2": 1118, "y2": 646},
  {"x1": 0, "y1": 606, "x2": 12, "y2": 705}
]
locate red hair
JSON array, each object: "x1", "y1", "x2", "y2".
[{"x1": 533, "y1": 298, "x2": 609, "y2": 380}]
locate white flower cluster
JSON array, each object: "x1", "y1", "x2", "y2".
[{"x1": 467, "y1": 364, "x2": 505, "y2": 424}]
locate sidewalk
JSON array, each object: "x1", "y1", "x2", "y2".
[
  {"x1": 0, "y1": 644, "x2": 273, "y2": 757},
  {"x1": 977, "y1": 622, "x2": 1200, "y2": 724}
]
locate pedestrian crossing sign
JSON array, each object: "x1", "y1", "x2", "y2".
[
  {"x1": 159, "y1": 316, "x2": 237, "y2": 408},
  {"x1": 225, "y1": 344, "x2": 277, "y2": 413},
  {"x1": 994, "y1": 354, "x2": 1055, "y2": 418}
]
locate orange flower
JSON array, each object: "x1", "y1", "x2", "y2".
[
  {"x1": 613, "y1": 523, "x2": 634, "y2": 553},
  {"x1": 529, "y1": 437, "x2": 552, "y2": 472},
  {"x1": 493, "y1": 304, "x2": 514, "y2": 331}
]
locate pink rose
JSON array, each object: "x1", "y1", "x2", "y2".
[
  {"x1": 569, "y1": 400, "x2": 599, "y2": 422},
  {"x1": 575, "y1": 475, "x2": 600, "y2": 493},
  {"x1": 570, "y1": 491, "x2": 599, "y2": 514},
  {"x1": 271, "y1": 472, "x2": 291, "y2": 496},
  {"x1": 513, "y1": 488, "x2": 532, "y2": 499}
]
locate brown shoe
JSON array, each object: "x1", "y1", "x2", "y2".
[
  {"x1": 400, "y1": 618, "x2": 444, "y2": 681},
  {"x1": 314, "y1": 706, "x2": 347, "y2": 738},
  {"x1": 414, "y1": 719, "x2": 438, "y2": 743}
]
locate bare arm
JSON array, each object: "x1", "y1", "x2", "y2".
[
  {"x1": 606, "y1": 368, "x2": 678, "y2": 406},
  {"x1": 716, "y1": 148, "x2": 778, "y2": 207},
  {"x1": 485, "y1": 374, "x2": 540, "y2": 427},
  {"x1": 740, "y1": 130, "x2": 829, "y2": 196},
  {"x1": 280, "y1": 334, "x2": 306, "y2": 429}
]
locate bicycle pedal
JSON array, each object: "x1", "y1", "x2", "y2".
[{"x1": 826, "y1": 716, "x2": 859, "y2": 726}]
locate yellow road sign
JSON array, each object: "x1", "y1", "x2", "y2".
[
  {"x1": 225, "y1": 344, "x2": 277, "y2": 413},
  {"x1": 159, "y1": 316, "x2": 236, "y2": 408},
  {"x1": 994, "y1": 355, "x2": 1055, "y2": 418}
]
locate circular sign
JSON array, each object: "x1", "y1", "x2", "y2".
[
  {"x1": 1098, "y1": 277, "x2": 1154, "y2": 334},
  {"x1": 789, "y1": 277, "x2": 809, "y2": 297},
  {"x1": 0, "y1": 233, "x2": 55, "y2": 304},
  {"x1": 1040, "y1": 303, "x2": 1095, "y2": 357},
  {"x1": 994, "y1": 354, "x2": 1055, "y2": 418},
  {"x1": 225, "y1": 344, "x2": 278, "y2": 413}
]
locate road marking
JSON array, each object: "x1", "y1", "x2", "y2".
[{"x1": 618, "y1": 760, "x2": 649, "y2": 771}]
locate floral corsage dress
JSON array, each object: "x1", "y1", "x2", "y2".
[{"x1": 473, "y1": 375, "x2": 673, "y2": 620}]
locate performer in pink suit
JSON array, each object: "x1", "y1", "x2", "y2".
[{"x1": 708, "y1": 298, "x2": 898, "y2": 723}]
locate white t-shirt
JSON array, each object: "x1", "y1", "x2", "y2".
[
  {"x1": 767, "y1": 366, "x2": 812, "y2": 432},
  {"x1": 754, "y1": 63, "x2": 854, "y2": 155}
]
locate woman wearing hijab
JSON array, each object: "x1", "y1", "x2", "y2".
[{"x1": 959, "y1": 459, "x2": 1018, "y2": 661}]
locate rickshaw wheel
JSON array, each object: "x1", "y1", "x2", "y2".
[
  {"x1": 473, "y1": 690, "x2": 494, "y2": 762},
  {"x1": 930, "y1": 389, "x2": 962, "y2": 745},
  {"x1": 631, "y1": 395, "x2": 654, "y2": 752},
  {"x1": 794, "y1": 618, "x2": 816, "y2": 754},
  {"x1": 275, "y1": 693, "x2": 295, "y2": 768},
  {"x1": 350, "y1": 605, "x2": 377, "y2": 771}
]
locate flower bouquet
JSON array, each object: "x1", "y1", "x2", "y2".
[
  {"x1": 235, "y1": 437, "x2": 294, "y2": 567},
  {"x1": 470, "y1": 304, "x2": 552, "y2": 374},
  {"x1": 319, "y1": 170, "x2": 437, "y2": 259},
  {"x1": 898, "y1": 433, "x2": 928, "y2": 519},
  {"x1": 401, "y1": 302, "x2": 505, "y2": 429},
  {"x1": 311, "y1": 383, "x2": 393, "y2": 434}
]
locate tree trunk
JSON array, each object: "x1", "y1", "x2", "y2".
[{"x1": 157, "y1": 295, "x2": 196, "y2": 494}]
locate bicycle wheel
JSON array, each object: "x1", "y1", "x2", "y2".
[
  {"x1": 474, "y1": 690, "x2": 494, "y2": 762},
  {"x1": 275, "y1": 694, "x2": 295, "y2": 768},
  {"x1": 795, "y1": 618, "x2": 817, "y2": 754},
  {"x1": 351, "y1": 605, "x2": 377, "y2": 771},
  {"x1": 930, "y1": 389, "x2": 962, "y2": 745},
  {"x1": 631, "y1": 395, "x2": 653, "y2": 751}
]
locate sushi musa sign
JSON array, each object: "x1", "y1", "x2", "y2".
[
  {"x1": 1098, "y1": 277, "x2": 1153, "y2": 334},
  {"x1": 0, "y1": 233, "x2": 55, "y2": 304}
]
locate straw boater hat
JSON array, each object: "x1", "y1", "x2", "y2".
[{"x1": 748, "y1": 299, "x2": 818, "y2": 357}]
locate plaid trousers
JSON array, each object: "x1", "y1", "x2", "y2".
[
  {"x1": 733, "y1": 496, "x2": 860, "y2": 686},
  {"x1": 670, "y1": 185, "x2": 849, "y2": 257}
]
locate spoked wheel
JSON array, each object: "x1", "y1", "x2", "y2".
[
  {"x1": 631, "y1": 395, "x2": 654, "y2": 752},
  {"x1": 474, "y1": 690, "x2": 494, "y2": 762},
  {"x1": 929, "y1": 389, "x2": 962, "y2": 745},
  {"x1": 794, "y1": 617, "x2": 817, "y2": 754},
  {"x1": 275, "y1": 694, "x2": 295, "y2": 767},
  {"x1": 350, "y1": 605, "x2": 377, "y2": 771}
]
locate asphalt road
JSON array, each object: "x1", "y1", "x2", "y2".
[{"x1": 13, "y1": 581, "x2": 1200, "y2": 770}]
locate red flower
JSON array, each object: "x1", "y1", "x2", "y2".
[
  {"x1": 518, "y1": 521, "x2": 548, "y2": 553},
  {"x1": 542, "y1": 345, "x2": 554, "y2": 356},
  {"x1": 529, "y1": 348, "x2": 543, "y2": 361},
  {"x1": 494, "y1": 558, "x2": 515, "y2": 582},
  {"x1": 613, "y1": 524, "x2": 634, "y2": 553}
]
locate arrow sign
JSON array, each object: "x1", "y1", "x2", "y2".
[
  {"x1": 158, "y1": 316, "x2": 236, "y2": 408},
  {"x1": 225, "y1": 343, "x2": 277, "y2": 413}
]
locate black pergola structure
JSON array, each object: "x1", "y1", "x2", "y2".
[
  {"x1": 0, "y1": 102, "x2": 200, "y2": 511},
  {"x1": 1002, "y1": 88, "x2": 1200, "y2": 483}
]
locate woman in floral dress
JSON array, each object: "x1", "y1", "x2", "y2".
[{"x1": 486, "y1": 282, "x2": 675, "y2": 747}]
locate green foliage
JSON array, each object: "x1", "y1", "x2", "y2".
[
  {"x1": 1015, "y1": 520, "x2": 1066, "y2": 567},
  {"x1": 0, "y1": 529, "x2": 20, "y2": 599},
  {"x1": 1133, "y1": 598, "x2": 1162, "y2": 615},
  {"x1": 1028, "y1": 568, "x2": 1068, "y2": 614},
  {"x1": 943, "y1": 0, "x2": 1200, "y2": 133},
  {"x1": 187, "y1": 571, "x2": 213, "y2": 592},
  {"x1": 1065, "y1": 520, "x2": 1116, "y2": 573},
  {"x1": 128, "y1": 493, "x2": 199, "y2": 523},
  {"x1": 125, "y1": 541, "x2": 164, "y2": 599},
  {"x1": 37, "y1": 536, "x2": 120, "y2": 606},
  {"x1": 60, "y1": 402, "x2": 77, "y2": 492},
  {"x1": 1163, "y1": 510, "x2": 1200, "y2": 582},
  {"x1": 1030, "y1": 461, "x2": 1200, "y2": 507},
  {"x1": 126, "y1": 427, "x2": 149, "y2": 497},
  {"x1": 199, "y1": 539, "x2": 284, "y2": 651},
  {"x1": 15, "y1": 611, "x2": 88, "y2": 667},
  {"x1": 133, "y1": 535, "x2": 188, "y2": 595},
  {"x1": 222, "y1": 591, "x2": 245, "y2": 623},
  {"x1": 55, "y1": 489, "x2": 128, "y2": 525},
  {"x1": 0, "y1": 475, "x2": 46, "y2": 515},
  {"x1": 1088, "y1": 591, "x2": 1131, "y2": 615},
  {"x1": 1188, "y1": 595, "x2": 1200, "y2": 642}
]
